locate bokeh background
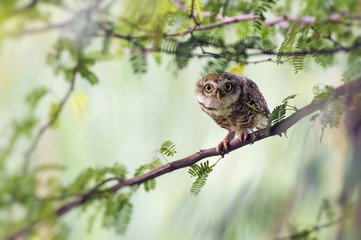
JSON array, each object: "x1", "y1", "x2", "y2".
[{"x1": 0, "y1": 4, "x2": 351, "y2": 239}]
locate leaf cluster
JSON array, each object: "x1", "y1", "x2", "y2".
[
  {"x1": 252, "y1": 0, "x2": 277, "y2": 31},
  {"x1": 134, "y1": 158, "x2": 162, "y2": 192},
  {"x1": 66, "y1": 163, "x2": 127, "y2": 195},
  {"x1": 188, "y1": 161, "x2": 215, "y2": 196},
  {"x1": 311, "y1": 85, "x2": 344, "y2": 140},
  {"x1": 266, "y1": 94, "x2": 298, "y2": 135},
  {"x1": 102, "y1": 192, "x2": 133, "y2": 234}
]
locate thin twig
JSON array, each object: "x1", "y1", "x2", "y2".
[
  {"x1": 16, "y1": 0, "x2": 106, "y2": 35},
  {"x1": 247, "y1": 41, "x2": 361, "y2": 57},
  {"x1": 189, "y1": 0, "x2": 200, "y2": 25},
  {"x1": 222, "y1": 0, "x2": 230, "y2": 17},
  {"x1": 275, "y1": 217, "x2": 344, "y2": 240},
  {"x1": 6, "y1": 77, "x2": 361, "y2": 240},
  {"x1": 23, "y1": 63, "x2": 80, "y2": 172}
]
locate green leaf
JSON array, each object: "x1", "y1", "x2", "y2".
[
  {"x1": 319, "y1": 97, "x2": 344, "y2": 141},
  {"x1": 14, "y1": 116, "x2": 38, "y2": 137},
  {"x1": 26, "y1": 87, "x2": 48, "y2": 110},
  {"x1": 160, "y1": 140, "x2": 177, "y2": 157},
  {"x1": 190, "y1": 174, "x2": 209, "y2": 196},
  {"x1": 94, "y1": 163, "x2": 128, "y2": 181},
  {"x1": 313, "y1": 53, "x2": 334, "y2": 68},
  {"x1": 293, "y1": 34, "x2": 310, "y2": 73},
  {"x1": 80, "y1": 67, "x2": 99, "y2": 85},
  {"x1": 48, "y1": 102, "x2": 60, "y2": 128},
  {"x1": 134, "y1": 158, "x2": 162, "y2": 177},
  {"x1": 282, "y1": 94, "x2": 298, "y2": 103},
  {"x1": 188, "y1": 161, "x2": 214, "y2": 196},
  {"x1": 202, "y1": 59, "x2": 229, "y2": 75},
  {"x1": 277, "y1": 24, "x2": 298, "y2": 64},
  {"x1": 134, "y1": 158, "x2": 161, "y2": 192},
  {"x1": 144, "y1": 179, "x2": 156, "y2": 191},
  {"x1": 266, "y1": 94, "x2": 298, "y2": 135},
  {"x1": 312, "y1": 85, "x2": 334, "y2": 102},
  {"x1": 341, "y1": 60, "x2": 361, "y2": 82},
  {"x1": 35, "y1": 163, "x2": 65, "y2": 172},
  {"x1": 153, "y1": 52, "x2": 162, "y2": 65},
  {"x1": 253, "y1": 0, "x2": 277, "y2": 31},
  {"x1": 130, "y1": 54, "x2": 147, "y2": 74},
  {"x1": 156, "y1": 38, "x2": 179, "y2": 53},
  {"x1": 103, "y1": 193, "x2": 133, "y2": 234},
  {"x1": 67, "y1": 167, "x2": 94, "y2": 194}
]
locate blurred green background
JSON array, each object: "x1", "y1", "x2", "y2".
[{"x1": 0, "y1": 5, "x2": 350, "y2": 239}]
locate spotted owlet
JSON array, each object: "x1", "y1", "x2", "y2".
[{"x1": 196, "y1": 72, "x2": 270, "y2": 156}]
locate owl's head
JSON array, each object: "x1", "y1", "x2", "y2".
[{"x1": 196, "y1": 72, "x2": 243, "y2": 109}]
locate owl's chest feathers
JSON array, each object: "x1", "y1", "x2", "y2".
[
  {"x1": 198, "y1": 96, "x2": 266, "y2": 131},
  {"x1": 197, "y1": 94, "x2": 237, "y2": 115}
]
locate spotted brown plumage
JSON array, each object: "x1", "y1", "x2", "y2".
[{"x1": 196, "y1": 72, "x2": 270, "y2": 156}]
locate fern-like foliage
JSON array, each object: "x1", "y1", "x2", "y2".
[
  {"x1": 103, "y1": 192, "x2": 133, "y2": 234},
  {"x1": 130, "y1": 54, "x2": 147, "y2": 74},
  {"x1": 26, "y1": 87, "x2": 49, "y2": 111},
  {"x1": 253, "y1": 0, "x2": 277, "y2": 31},
  {"x1": 175, "y1": 40, "x2": 196, "y2": 69},
  {"x1": 155, "y1": 38, "x2": 179, "y2": 53},
  {"x1": 313, "y1": 53, "x2": 334, "y2": 68},
  {"x1": 202, "y1": 59, "x2": 229, "y2": 75},
  {"x1": 47, "y1": 37, "x2": 78, "y2": 79},
  {"x1": 244, "y1": 35, "x2": 263, "y2": 49},
  {"x1": 188, "y1": 161, "x2": 215, "y2": 196},
  {"x1": 341, "y1": 60, "x2": 361, "y2": 82},
  {"x1": 66, "y1": 163, "x2": 127, "y2": 195},
  {"x1": 160, "y1": 140, "x2": 177, "y2": 157},
  {"x1": 277, "y1": 25, "x2": 298, "y2": 64},
  {"x1": 261, "y1": 38, "x2": 277, "y2": 51},
  {"x1": 312, "y1": 85, "x2": 335, "y2": 102},
  {"x1": 194, "y1": 34, "x2": 225, "y2": 48},
  {"x1": 293, "y1": 34, "x2": 311, "y2": 73},
  {"x1": 134, "y1": 158, "x2": 162, "y2": 192},
  {"x1": 319, "y1": 97, "x2": 344, "y2": 141},
  {"x1": 133, "y1": 140, "x2": 176, "y2": 192},
  {"x1": 266, "y1": 94, "x2": 298, "y2": 135},
  {"x1": 311, "y1": 85, "x2": 344, "y2": 141}
]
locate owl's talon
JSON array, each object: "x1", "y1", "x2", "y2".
[
  {"x1": 216, "y1": 142, "x2": 226, "y2": 157},
  {"x1": 249, "y1": 132, "x2": 256, "y2": 144},
  {"x1": 216, "y1": 140, "x2": 228, "y2": 157},
  {"x1": 216, "y1": 131, "x2": 235, "y2": 157},
  {"x1": 238, "y1": 129, "x2": 249, "y2": 142}
]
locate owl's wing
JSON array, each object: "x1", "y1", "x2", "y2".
[{"x1": 244, "y1": 77, "x2": 270, "y2": 117}]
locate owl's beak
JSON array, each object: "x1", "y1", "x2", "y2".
[{"x1": 216, "y1": 91, "x2": 221, "y2": 101}]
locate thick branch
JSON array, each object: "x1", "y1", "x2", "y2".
[
  {"x1": 6, "y1": 77, "x2": 361, "y2": 240},
  {"x1": 164, "y1": 12, "x2": 361, "y2": 37}
]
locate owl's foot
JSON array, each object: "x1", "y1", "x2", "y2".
[
  {"x1": 238, "y1": 128, "x2": 256, "y2": 143},
  {"x1": 216, "y1": 131, "x2": 235, "y2": 157}
]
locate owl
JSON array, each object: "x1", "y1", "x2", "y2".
[{"x1": 196, "y1": 72, "x2": 270, "y2": 156}]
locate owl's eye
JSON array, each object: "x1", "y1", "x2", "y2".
[
  {"x1": 224, "y1": 83, "x2": 233, "y2": 91},
  {"x1": 204, "y1": 84, "x2": 213, "y2": 93}
]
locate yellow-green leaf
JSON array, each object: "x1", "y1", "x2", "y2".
[
  {"x1": 229, "y1": 64, "x2": 245, "y2": 75},
  {"x1": 48, "y1": 103, "x2": 60, "y2": 128}
]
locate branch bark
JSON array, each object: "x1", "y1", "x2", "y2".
[{"x1": 6, "y1": 77, "x2": 361, "y2": 240}]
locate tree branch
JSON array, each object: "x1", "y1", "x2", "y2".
[
  {"x1": 15, "y1": 0, "x2": 106, "y2": 35},
  {"x1": 22, "y1": 63, "x2": 80, "y2": 173},
  {"x1": 6, "y1": 77, "x2": 361, "y2": 240},
  {"x1": 17, "y1": 11, "x2": 361, "y2": 38},
  {"x1": 189, "y1": 0, "x2": 200, "y2": 26},
  {"x1": 275, "y1": 217, "x2": 344, "y2": 240}
]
